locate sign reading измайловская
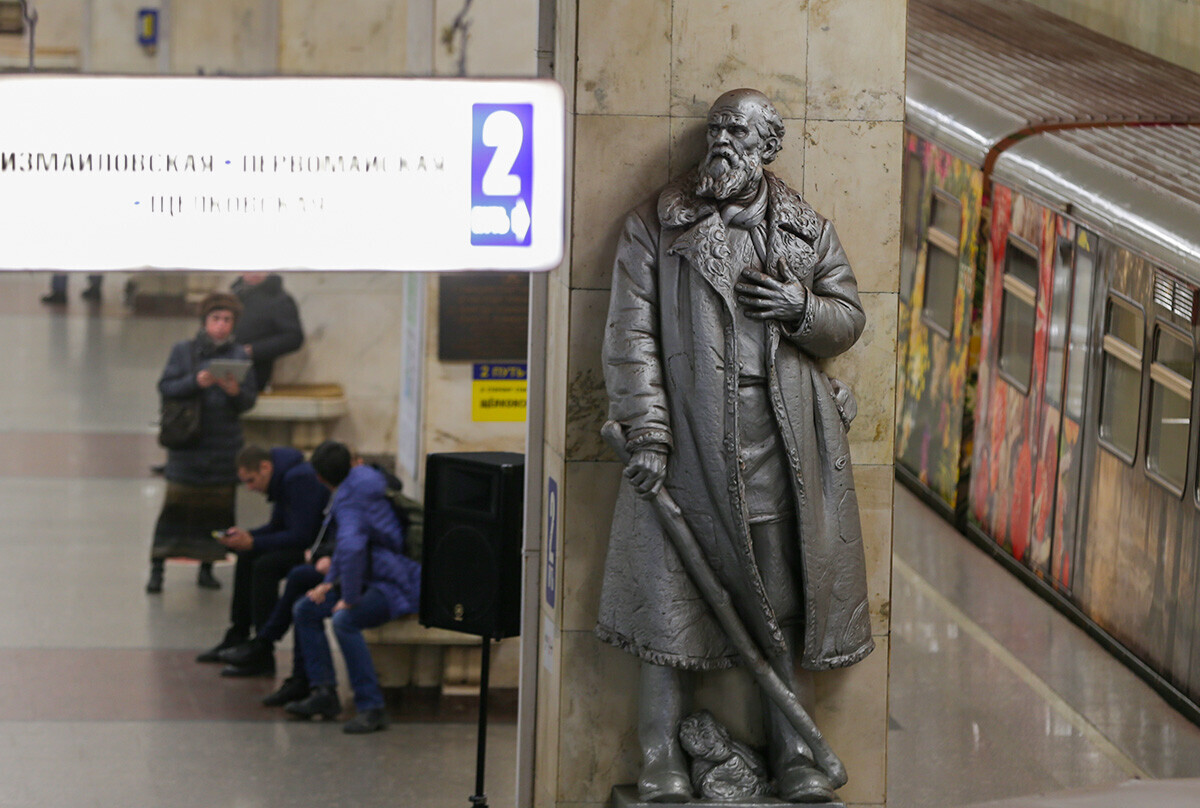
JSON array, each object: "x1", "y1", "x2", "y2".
[{"x1": 0, "y1": 76, "x2": 564, "y2": 272}]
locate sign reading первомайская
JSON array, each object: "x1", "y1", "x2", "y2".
[{"x1": 0, "y1": 76, "x2": 564, "y2": 272}]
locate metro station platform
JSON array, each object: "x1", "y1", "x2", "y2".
[{"x1": 2, "y1": 271, "x2": 1199, "y2": 807}]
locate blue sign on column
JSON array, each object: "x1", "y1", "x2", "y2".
[
  {"x1": 545, "y1": 476, "x2": 558, "y2": 609},
  {"x1": 471, "y1": 103, "x2": 534, "y2": 247}
]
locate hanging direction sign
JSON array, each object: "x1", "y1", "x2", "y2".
[{"x1": 0, "y1": 76, "x2": 565, "y2": 271}]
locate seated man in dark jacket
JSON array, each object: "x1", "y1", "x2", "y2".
[
  {"x1": 285, "y1": 441, "x2": 421, "y2": 734},
  {"x1": 196, "y1": 445, "x2": 330, "y2": 676},
  {"x1": 227, "y1": 507, "x2": 337, "y2": 708}
]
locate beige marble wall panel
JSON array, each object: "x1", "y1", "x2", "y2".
[
  {"x1": 824, "y1": 293, "x2": 897, "y2": 466},
  {"x1": 172, "y1": 0, "x2": 278, "y2": 75},
  {"x1": 279, "y1": 0, "x2": 407, "y2": 75},
  {"x1": 856, "y1": 463, "x2": 894, "y2": 636},
  {"x1": 422, "y1": 360, "x2": 527, "y2": 454},
  {"x1": 565, "y1": 289, "x2": 611, "y2": 462},
  {"x1": 571, "y1": 114, "x2": 672, "y2": 291},
  {"x1": 671, "y1": 0, "x2": 808, "y2": 119},
  {"x1": 556, "y1": 631, "x2": 640, "y2": 802},
  {"x1": 561, "y1": 460, "x2": 622, "y2": 632},
  {"x1": 88, "y1": 0, "x2": 159, "y2": 72},
  {"x1": 433, "y1": 0, "x2": 537, "y2": 76},
  {"x1": 576, "y1": 0, "x2": 670, "y2": 115},
  {"x1": 544, "y1": 274, "x2": 570, "y2": 458},
  {"x1": 804, "y1": 119, "x2": 903, "y2": 295},
  {"x1": 807, "y1": 0, "x2": 905, "y2": 122},
  {"x1": 813, "y1": 636, "x2": 889, "y2": 805}
]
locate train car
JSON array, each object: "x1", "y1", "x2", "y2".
[{"x1": 898, "y1": 0, "x2": 1200, "y2": 717}]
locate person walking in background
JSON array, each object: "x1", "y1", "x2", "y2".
[
  {"x1": 41, "y1": 273, "x2": 102, "y2": 305},
  {"x1": 284, "y1": 441, "x2": 421, "y2": 734},
  {"x1": 232, "y1": 273, "x2": 304, "y2": 391},
  {"x1": 196, "y1": 444, "x2": 329, "y2": 676},
  {"x1": 146, "y1": 292, "x2": 257, "y2": 593}
]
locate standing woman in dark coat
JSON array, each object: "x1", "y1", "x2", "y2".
[{"x1": 146, "y1": 293, "x2": 258, "y2": 593}]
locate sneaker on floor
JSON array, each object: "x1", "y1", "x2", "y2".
[{"x1": 343, "y1": 708, "x2": 388, "y2": 734}]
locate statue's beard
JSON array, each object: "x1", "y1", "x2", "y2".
[{"x1": 697, "y1": 148, "x2": 763, "y2": 201}]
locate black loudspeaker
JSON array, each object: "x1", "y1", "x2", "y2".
[{"x1": 420, "y1": 451, "x2": 525, "y2": 639}]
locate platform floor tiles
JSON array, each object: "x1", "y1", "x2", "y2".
[{"x1": 2, "y1": 271, "x2": 1200, "y2": 807}]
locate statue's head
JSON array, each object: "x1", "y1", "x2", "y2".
[{"x1": 697, "y1": 88, "x2": 785, "y2": 201}]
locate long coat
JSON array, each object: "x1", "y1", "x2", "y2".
[
  {"x1": 232, "y1": 274, "x2": 304, "y2": 390},
  {"x1": 159, "y1": 334, "x2": 258, "y2": 486},
  {"x1": 596, "y1": 170, "x2": 874, "y2": 673}
]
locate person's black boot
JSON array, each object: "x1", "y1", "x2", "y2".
[
  {"x1": 284, "y1": 686, "x2": 340, "y2": 721},
  {"x1": 218, "y1": 636, "x2": 270, "y2": 666},
  {"x1": 343, "y1": 708, "x2": 389, "y2": 734},
  {"x1": 145, "y1": 561, "x2": 164, "y2": 594},
  {"x1": 220, "y1": 638, "x2": 276, "y2": 677},
  {"x1": 196, "y1": 627, "x2": 248, "y2": 663},
  {"x1": 196, "y1": 563, "x2": 221, "y2": 589},
  {"x1": 262, "y1": 675, "x2": 310, "y2": 707}
]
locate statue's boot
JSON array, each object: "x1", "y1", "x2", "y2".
[
  {"x1": 637, "y1": 662, "x2": 693, "y2": 803},
  {"x1": 763, "y1": 657, "x2": 838, "y2": 803},
  {"x1": 775, "y1": 762, "x2": 837, "y2": 804}
]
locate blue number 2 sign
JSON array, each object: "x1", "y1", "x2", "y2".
[{"x1": 471, "y1": 104, "x2": 534, "y2": 247}]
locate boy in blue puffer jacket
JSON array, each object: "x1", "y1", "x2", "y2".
[{"x1": 286, "y1": 441, "x2": 421, "y2": 734}]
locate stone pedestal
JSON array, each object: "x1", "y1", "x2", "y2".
[{"x1": 610, "y1": 785, "x2": 846, "y2": 808}]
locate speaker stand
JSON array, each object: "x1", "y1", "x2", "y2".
[{"x1": 469, "y1": 635, "x2": 492, "y2": 808}]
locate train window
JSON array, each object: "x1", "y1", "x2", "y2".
[
  {"x1": 1098, "y1": 296, "x2": 1144, "y2": 463},
  {"x1": 1146, "y1": 326, "x2": 1193, "y2": 494},
  {"x1": 929, "y1": 192, "x2": 961, "y2": 237},
  {"x1": 899, "y1": 151, "x2": 924, "y2": 304},
  {"x1": 1044, "y1": 237, "x2": 1073, "y2": 409},
  {"x1": 920, "y1": 190, "x2": 961, "y2": 337},
  {"x1": 1063, "y1": 244, "x2": 1096, "y2": 421},
  {"x1": 998, "y1": 239, "x2": 1039, "y2": 393}
]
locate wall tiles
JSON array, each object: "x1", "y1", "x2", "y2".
[
  {"x1": 570, "y1": 115, "x2": 672, "y2": 291},
  {"x1": 671, "y1": 0, "x2": 809, "y2": 118},
  {"x1": 803, "y1": 119, "x2": 903, "y2": 295},
  {"x1": 576, "y1": 0, "x2": 671, "y2": 115},
  {"x1": 807, "y1": 0, "x2": 906, "y2": 122}
]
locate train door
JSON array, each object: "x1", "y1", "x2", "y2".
[{"x1": 1033, "y1": 224, "x2": 1097, "y2": 592}]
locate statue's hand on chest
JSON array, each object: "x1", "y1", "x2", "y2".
[{"x1": 734, "y1": 262, "x2": 809, "y2": 325}]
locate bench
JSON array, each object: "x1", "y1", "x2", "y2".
[
  {"x1": 363, "y1": 614, "x2": 519, "y2": 696},
  {"x1": 242, "y1": 383, "x2": 349, "y2": 451}
]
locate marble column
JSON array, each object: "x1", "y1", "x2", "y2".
[{"x1": 535, "y1": 1, "x2": 904, "y2": 807}]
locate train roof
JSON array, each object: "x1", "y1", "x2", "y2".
[{"x1": 907, "y1": 0, "x2": 1200, "y2": 277}]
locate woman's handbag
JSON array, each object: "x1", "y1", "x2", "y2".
[
  {"x1": 158, "y1": 396, "x2": 202, "y2": 449},
  {"x1": 157, "y1": 340, "x2": 203, "y2": 450}
]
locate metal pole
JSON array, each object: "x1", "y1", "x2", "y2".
[
  {"x1": 20, "y1": 0, "x2": 37, "y2": 72},
  {"x1": 470, "y1": 636, "x2": 492, "y2": 808}
]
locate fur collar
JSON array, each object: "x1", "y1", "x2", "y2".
[{"x1": 657, "y1": 169, "x2": 822, "y2": 242}]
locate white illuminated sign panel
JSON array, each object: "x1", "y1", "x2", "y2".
[{"x1": 0, "y1": 76, "x2": 565, "y2": 272}]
